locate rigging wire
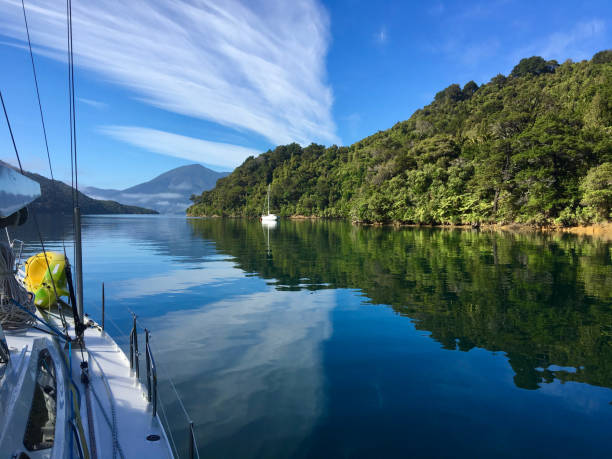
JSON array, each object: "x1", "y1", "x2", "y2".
[
  {"x1": 66, "y1": 0, "x2": 76, "y2": 261},
  {"x1": 0, "y1": 91, "x2": 24, "y2": 173},
  {"x1": 21, "y1": 0, "x2": 54, "y2": 182},
  {"x1": 156, "y1": 391, "x2": 181, "y2": 458},
  {"x1": 21, "y1": 0, "x2": 68, "y2": 256},
  {"x1": 66, "y1": 0, "x2": 78, "y2": 206}
]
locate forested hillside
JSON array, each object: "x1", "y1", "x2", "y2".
[
  {"x1": 189, "y1": 52, "x2": 612, "y2": 226},
  {"x1": 0, "y1": 160, "x2": 158, "y2": 215}
]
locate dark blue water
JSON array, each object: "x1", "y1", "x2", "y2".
[{"x1": 12, "y1": 215, "x2": 612, "y2": 458}]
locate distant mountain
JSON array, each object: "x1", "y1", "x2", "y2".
[
  {"x1": 0, "y1": 160, "x2": 157, "y2": 215},
  {"x1": 84, "y1": 164, "x2": 229, "y2": 214}
]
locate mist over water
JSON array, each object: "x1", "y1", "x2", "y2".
[{"x1": 11, "y1": 215, "x2": 612, "y2": 457}]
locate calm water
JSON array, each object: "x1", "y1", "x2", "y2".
[{"x1": 11, "y1": 215, "x2": 612, "y2": 458}]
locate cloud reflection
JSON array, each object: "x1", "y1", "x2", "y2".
[
  {"x1": 147, "y1": 288, "x2": 336, "y2": 457},
  {"x1": 109, "y1": 260, "x2": 242, "y2": 299}
]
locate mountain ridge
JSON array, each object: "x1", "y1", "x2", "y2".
[
  {"x1": 0, "y1": 160, "x2": 158, "y2": 215},
  {"x1": 84, "y1": 164, "x2": 229, "y2": 214}
]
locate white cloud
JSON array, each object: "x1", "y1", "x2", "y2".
[
  {"x1": 78, "y1": 97, "x2": 106, "y2": 109},
  {"x1": 375, "y1": 26, "x2": 388, "y2": 44},
  {"x1": 428, "y1": 3, "x2": 446, "y2": 15},
  {"x1": 517, "y1": 19, "x2": 606, "y2": 62},
  {"x1": 101, "y1": 126, "x2": 256, "y2": 169},
  {"x1": 119, "y1": 192, "x2": 183, "y2": 201},
  {"x1": 0, "y1": 0, "x2": 339, "y2": 146},
  {"x1": 110, "y1": 261, "x2": 244, "y2": 299},
  {"x1": 145, "y1": 288, "x2": 336, "y2": 451},
  {"x1": 425, "y1": 38, "x2": 500, "y2": 67}
]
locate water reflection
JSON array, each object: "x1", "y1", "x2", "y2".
[
  {"x1": 188, "y1": 218, "x2": 612, "y2": 392},
  {"x1": 10, "y1": 215, "x2": 612, "y2": 457},
  {"x1": 149, "y1": 289, "x2": 334, "y2": 457}
]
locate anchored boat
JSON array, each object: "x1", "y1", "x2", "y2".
[{"x1": 261, "y1": 184, "x2": 277, "y2": 223}]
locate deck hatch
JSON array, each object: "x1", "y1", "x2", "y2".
[{"x1": 23, "y1": 349, "x2": 57, "y2": 451}]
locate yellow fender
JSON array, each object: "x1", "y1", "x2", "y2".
[{"x1": 24, "y1": 252, "x2": 70, "y2": 308}]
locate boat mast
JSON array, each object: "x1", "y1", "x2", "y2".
[
  {"x1": 66, "y1": 0, "x2": 84, "y2": 322},
  {"x1": 74, "y1": 207, "x2": 83, "y2": 319},
  {"x1": 267, "y1": 184, "x2": 270, "y2": 215}
]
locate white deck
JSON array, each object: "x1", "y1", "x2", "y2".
[
  {"x1": 1, "y1": 315, "x2": 174, "y2": 458},
  {"x1": 75, "y1": 323, "x2": 173, "y2": 458}
]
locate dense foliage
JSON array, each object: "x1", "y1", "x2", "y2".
[
  {"x1": 189, "y1": 52, "x2": 612, "y2": 225},
  {"x1": 189, "y1": 219, "x2": 612, "y2": 391}
]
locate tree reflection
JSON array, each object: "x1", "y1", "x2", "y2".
[{"x1": 189, "y1": 218, "x2": 612, "y2": 391}]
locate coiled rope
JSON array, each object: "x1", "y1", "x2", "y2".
[{"x1": 0, "y1": 241, "x2": 36, "y2": 329}]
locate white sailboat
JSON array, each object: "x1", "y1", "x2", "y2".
[
  {"x1": 261, "y1": 184, "x2": 277, "y2": 223},
  {"x1": 1, "y1": 164, "x2": 180, "y2": 458},
  {"x1": 0, "y1": 2, "x2": 195, "y2": 457}
]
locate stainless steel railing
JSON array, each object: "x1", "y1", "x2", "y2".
[
  {"x1": 145, "y1": 328, "x2": 157, "y2": 417},
  {"x1": 123, "y1": 309, "x2": 200, "y2": 457},
  {"x1": 129, "y1": 313, "x2": 139, "y2": 379}
]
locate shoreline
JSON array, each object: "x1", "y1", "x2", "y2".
[
  {"x1": 364, "y1": 221, "x2": 612, "y2": 240},
  {"x1": 298, "y1": 218, "x2": 612, "y2": 240},
  {"x1": 187, "y1": 213, "x2": 612, "y2": 240}
]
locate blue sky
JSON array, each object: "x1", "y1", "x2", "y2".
[{"x1": 0, "y1": 0, "x2": 610, "y2": 189}]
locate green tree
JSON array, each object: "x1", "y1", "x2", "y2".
[
  {"x1": 434, "y1": 84, "x2": 463, "y2": 102},
  {"x1": 592, "y1": 49, "x2": 612, "y2": 64},
  {"x1": 490, "y1": 73, "x2": 507, "y2": 87},
  {"x1": 462, "y1": 80, "x2": 479, "y2": 98},
  {"x1": 511, "y1": 56, "x2": 558, "y2": 77},
  {"x1": 580, "y1": 162, "x2": 612, "y2": 220}
]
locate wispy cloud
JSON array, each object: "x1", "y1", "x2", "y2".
[
  {"x1": 520, "y1": 19, "x2": 606, "y2": 61},
  {"x1": 78, "y1": 97, "x2": 106, "y2": 109},
  {"x1": 427, "y1": 2, "x2": 446, "y2": 15},
  {"x1": 455, "y1": 0, "x2": 513, "y2": 20},
  {"x1": 375, "y1": 26, "x2": 388, "y2": 44},
  {"x1": 0, "y1": 0, "x2": 339, "y2": 147},
  {"x1": 425, "y1": 38, "x2": 500, "y2": 67},
  {"x1": 101, "y1": 126, "x2": 256, "y2": 169},
  {"x1": 340, "y1": 112, "x2": 361, "y2": 139}
]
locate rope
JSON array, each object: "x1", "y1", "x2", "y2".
[
  {"x1": 87, "y1": 349, "x2": 125, "y2": 459},
  {"x1": 10, "y1": 299, "x2": 68, "y2": 340},
  {"x1": 0, "y1": 242, "x2": 36, "y2": 329},
  {"x1": 63, "y1": 342, "x2": 91, "y2": 459},
  {"x1": 85, "y1": 383, "x2": 98, "y2": 459}
]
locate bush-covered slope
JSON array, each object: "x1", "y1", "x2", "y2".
[
  {"x1": 1, "y1": 160, "x2": 158, "y2": 215},
  {"x1": 188, "y1": 52, "x2": 612, "y2": 225}
]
